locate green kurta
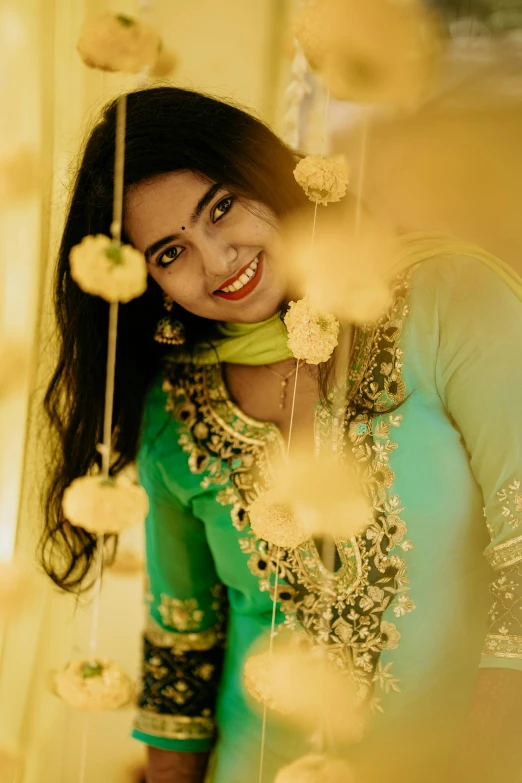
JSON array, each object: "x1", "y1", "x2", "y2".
[{"x1": 132, "y1": 254, "x2": 522, "y2": 782}]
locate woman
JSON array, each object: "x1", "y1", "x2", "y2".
[{"x1": 43, "y1": 87, "x2": 522, "y2": 783}]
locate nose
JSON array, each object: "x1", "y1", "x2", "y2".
[{"x1": 199, "y1": 236, "x2": 238, "y2": 284}]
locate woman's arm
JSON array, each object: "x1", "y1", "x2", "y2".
[
  {"x1": 433, "y1": 255, "x2": 522, "y2": 778},
  {"x1": 132, "y1": 380, "x2": 227, "y2": 773}
]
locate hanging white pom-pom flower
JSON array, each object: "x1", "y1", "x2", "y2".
[
  {"x1": 275, "y1": 754, "x2": 355, "y2": 783},
  {"x1": 284, "y1": 299, "x2": 339, "y2": 365},
  {"x1": 54, "y1": 658, "x2": 134, "y2": 712},
  {"x1": 0, "y1": 561, "x2": 34, "y2": 621},
  {"x1": 293, "y1": 155, "x2": 349, "y2": 206},
  {"x1": 249, "y1": 492, "x2": 308, "y2": 549},
  {"x1": 77, "y1": 12, "x2": 160, "y2": 74},
  {"x1": 70, "y1": 235, "x2": 147, "y2": 303},
  {"x1": 62, "y1": 475, "x2": 149, "y2": 535}
]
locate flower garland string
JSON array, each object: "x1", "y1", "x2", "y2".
[
  {"x1": 256, "y1": 73, "x2": 339, "y2": 780},
  {"x1": 55, "y1": 13, "x2": 156, "y2": 745},
  {"x1": 272, "y1": 99, "x2": 374, "y2": 783},
  {"x1": 255, "y1": 50, "x2": 373, "y2": 779},
  {"x1": 91, "y1": 93, "x2": 128, "y2": 649}
]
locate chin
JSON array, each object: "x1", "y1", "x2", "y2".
[{"x1": 229, "y1": 291, "x2": 286, "y2": 323}]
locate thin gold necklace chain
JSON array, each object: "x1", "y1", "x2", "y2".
[
  {"x1": 264, "y1": 362, "x2": 298, "y2": 409},
  {"x1": 264, "y1": 363, "x2": 298, "y2": 382}
]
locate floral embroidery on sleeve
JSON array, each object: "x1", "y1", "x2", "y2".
[
  {"x1": 498, "y1": 479, "x2": 522, "y2": 531},
  {"x1": 483, "y1": 561, "x2": 522, "y2": 660}
]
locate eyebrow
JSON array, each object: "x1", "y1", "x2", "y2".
[{"x1": 144, "y1": 182, "x2": 223, "y2": 262}]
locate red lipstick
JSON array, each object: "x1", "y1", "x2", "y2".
[{"x1": 214, "y1": 255, "x2": 264, "y2": 301}]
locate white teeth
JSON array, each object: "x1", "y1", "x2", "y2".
[{"x1": 219, "y1": 253, "x2": 261, "y2": 293}]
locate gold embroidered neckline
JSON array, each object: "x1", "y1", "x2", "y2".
[
  {"x1": 198, "y1": 363, "x2": 356, "y2": 582},
  {"x1": 207, "y1": 323, "x2": 373, "y2": 445},
  {"x1": 211, "y1": 362, "x2": 284, "y2": 441}
]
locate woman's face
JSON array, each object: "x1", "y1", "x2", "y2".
[{"x1": 124, "y1": 171, "x2": 286, "y2": 323}]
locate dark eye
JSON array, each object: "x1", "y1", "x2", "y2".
[
  {"x1": 157, "y1": 246, "x2": 184, "y2": 268},
  {"x1": 212, "y1": 196, "x2": 234, "y2": 222}
]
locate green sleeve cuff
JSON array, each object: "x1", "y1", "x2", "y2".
[{"x1": 132, "y1": 729, "x2": 214, "y2": 753}]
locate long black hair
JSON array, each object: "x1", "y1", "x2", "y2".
[{"x1": 43, "y1": 86, "x2": 307, "y2": 593}]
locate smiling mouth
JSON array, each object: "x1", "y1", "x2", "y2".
[{"x1": 214, "y1": 253, "x2": 263, "y2": 301}]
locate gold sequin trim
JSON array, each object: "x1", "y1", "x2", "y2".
[
  {"x1": 482, "y1": 633, "x2": 522, "y2": 659},
  {"x1": 485, "y1": 534, "x2": 522, "y2": 571},
  {"x1": 145, "y1": 617, "x2": 225, "y2": 652},
  {"x1": 134, "y1": 709, "x2": 214, "y2": 740}
]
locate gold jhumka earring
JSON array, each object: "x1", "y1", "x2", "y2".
[{"x1": 154, "y1": 294, "x2": 185, "y2": 346}]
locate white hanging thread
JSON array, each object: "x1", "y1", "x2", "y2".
[
  {"x1": 76, "y1": 95, "x2": 128, "y2": 783},
  {"x1": 257, "y1": 76, "x2": 332, "y2": 782},
  {"x1": 88, "y1": 94, "x2": 127, "y2": 656}
]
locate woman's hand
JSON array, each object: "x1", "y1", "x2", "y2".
[{"x1": 146, "y1": 747, "x2": 210, "y2": 783}]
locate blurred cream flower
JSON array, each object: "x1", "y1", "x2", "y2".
[
  {"x1": 280, "y1": 210, "x2": 395, "y2": 324},
  {"x1": 293, "y1": 155, "x2": 349, "y2": 205},
  {"x1": 0, "y1": 146, "x2": 40, "y2": 205},
  {"x1": 0, "y1": 560, "x2": 34, "y2": 622},
  {"x1": 284, "y1": 298, "x2": 339, "y2": 365},
  {"x1": 275, "y1": 754, "x2": 355, "y2": 783},
  {"x1": 243, "y1": 652, "x2": 295, "y2": 713},
  {"x1": 77, "y1": 12, "x2": 160, "y2": 73},
  {"x1": 150, "y1": 48, "x2": 178, "y2": 78},
  {"x1": 293, "y1": 3, "x2": 326, "y2": 70},
  {"x1": 70, "y1": 235, "x2": 147, "y2": 303},
  {"x1": 54, "y1": 658, "x2": 134, "y2": 712},
  {"x1": 0, "y1": 339, "x2": 28, "y2": 397},
  {"x1": 243, "y1": 635, "x2": 364, "y2": 742},
  {"x1": 254, "y1": 441, "x2": 371, "y2": 543},
  {"x1": 295, "y1": 0, "x2": 441, "y2": 106},
  {"x1": 248, "y1": 493, "x2": 308, "y2": 549},
  {"x1": 62, "y1": 475, "x2": 149, "y2": 534}
]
